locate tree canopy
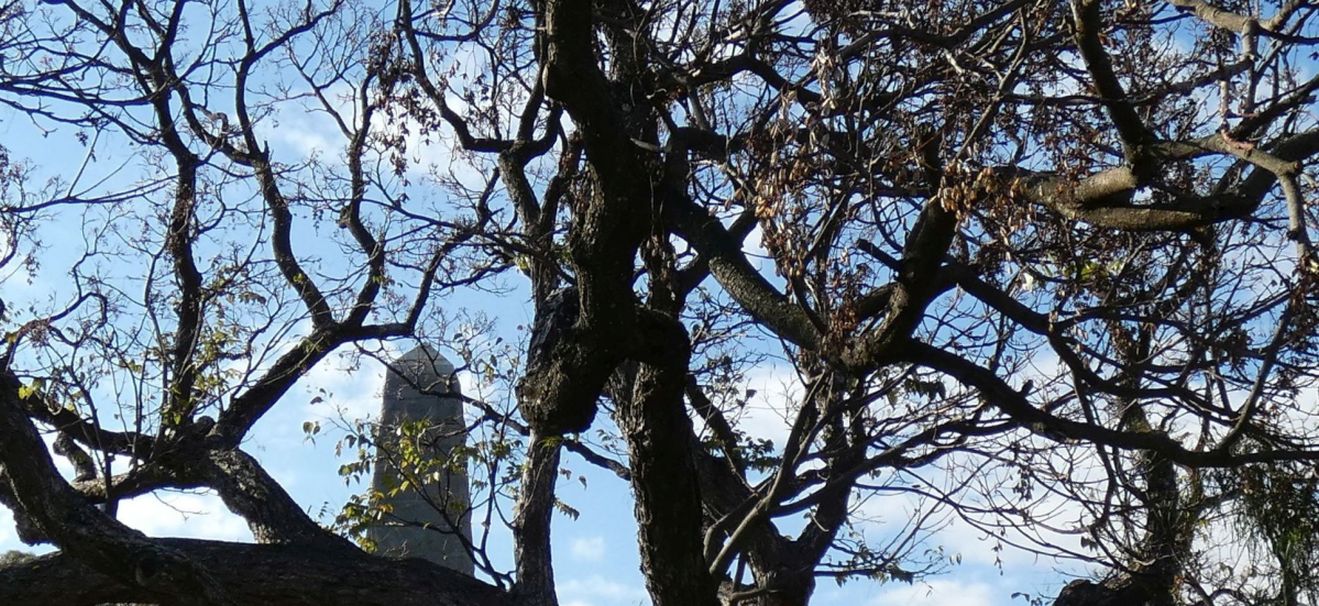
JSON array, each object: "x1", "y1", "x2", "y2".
[{"x1": 1, "y1": 0, "x2": 1318, "y2": 604}]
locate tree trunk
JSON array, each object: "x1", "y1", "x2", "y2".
[{"x1": 0, "y1": 540, "x2": 510, "y2": 606}]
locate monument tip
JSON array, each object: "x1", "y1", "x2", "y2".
[{"x1": 390, "y1": 344, "x2": 457, "y2": 387}]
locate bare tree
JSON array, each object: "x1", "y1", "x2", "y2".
[{"x1": 1, "y1": 0, "x2": 1318, "y2": 605}]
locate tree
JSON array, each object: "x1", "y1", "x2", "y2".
[{"x1": 1, "y1": 0, "x2": 1318, "y2": 604}]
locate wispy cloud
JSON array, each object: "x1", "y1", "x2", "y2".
[
  {"x1": 0, "y1": 507, "x2": 14, "y2": 549},
  {"x1": 297, "y1": 350, "x2": 390, "y2": 422},
  {"x1": 117, "y1": 491, "x2": 251, "y2": 542},
  {"x1": 558, "y1": 575, "x2": 648, "y2": 606},
  {"x1": 568, "y1": 536, "x2": 606, "y2": 561},
  {"x1": 867, "y1": 579, "x2": 998, "y2": 606},
  {"x1": 733, "y1": 363, "x2": 803, "y2": 449}
]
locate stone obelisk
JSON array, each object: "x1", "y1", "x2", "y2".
[{"x1": 367, "y1": 345, "x2": 474, "y2": 575}]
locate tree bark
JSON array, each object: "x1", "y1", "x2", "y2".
[
  {"x1": 0, "y1": 540, "x2": 509, "y2": 606},
  {"x1": 617, "y1": 349, "x2": 720, "y2": 606},
  {"x1": 511, "y1": 433, "x2": 562, "y2": 606}
]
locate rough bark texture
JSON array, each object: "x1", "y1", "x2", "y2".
[
  {"x1": 0, "y1": 540, "x2": 508, "y2": 606},
  {"x1": 615, "y1": 337, "x2": 720, "y2": 606},
  {"x1": 511, "y1": 434, "x2": 562, "y2": 606}
]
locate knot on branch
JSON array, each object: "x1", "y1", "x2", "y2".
[
  {"x1": 1052, "y1": 577, "x2": 1162, "y2": 606},
  {"x1": 630, "y1": 308, "x2": 690, "y2": 369},
  {"x1": 517, "y1": 288, "x2": 606, "y2": 435}
]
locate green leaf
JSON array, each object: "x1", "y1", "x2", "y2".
[{"x1": 17, "y1": 378, "x2": 44, "y2": 400}]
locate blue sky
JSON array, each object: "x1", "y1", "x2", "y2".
[
  {"x1": 8, "y1": 1, "x2": 1319, "y2": 602},
  {"x1": 0, "y1": 25, "x2": 1110, "y2": 606},
  {"x1": 0, "y1": 348, "x2": 1087, "y2": 606},
  {"x1": 0, "y1": 204, "x2": 1088, "y2": 606}
]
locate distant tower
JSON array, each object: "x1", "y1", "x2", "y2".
[{"x1": 368, "y1": 345, "x2": 474, "y2": 575}]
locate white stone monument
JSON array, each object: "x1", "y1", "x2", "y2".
[{"x1": 367, "y1": 345, "x2": 474, "y2": 575}]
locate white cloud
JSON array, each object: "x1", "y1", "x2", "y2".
[
  {"x1": 868, "y1": 579, "x2": 997, "y2": 606},
  {"x1": 255, "y1": 82, "x2": 351, "y2": 163},
  {"x1": 744, "y1": 225, "x2": 769, "y2": 261},
  {"x1": 558, "y1": 575, "x2": 648, "y2": 606},
  {"x1": 117, "y1": 491, "x2": 252, "y2": 542},
  {"x1": 1300, "y1": 385, "x2": 1318, "y2": 415},
  {"x1": 0, "y1": 507, "x2": 14, "y2": 549},
  {"x1": 934, "y1": 517, "x2": 1054, "y2": 570},
  {"x1": 569, "y1": 536, "x2": 606, "y2": 561},
  {"x1": 843, "y1": 458, "x2": 1095, "y2": 580},
  {"x1": 279, "y1": 126, "x2": 337, "y2": 161},
  {"x1": 734, "y1": 363, "x2": 803, "y2": 449},
  {"x1": 0, "y1": 505, "x2": 55, "y2": 557},
  {"x1": 255, "y1": 76, "x2": 476, "y2": 185},
  {"x1": 298, "y1": 351, "x2": 389, "y2": 422}
]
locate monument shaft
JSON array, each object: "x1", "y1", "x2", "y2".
[{"x1": 367, "y1": 345, "x2": 474, "y2": 575}]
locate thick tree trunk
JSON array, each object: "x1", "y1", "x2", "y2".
[
  {"x1": 1053, "y1": 576, "x2": 1174, "y2": 606},
  {"x1": 0, "y1": 539, "x2": 509, "y2": 606},
  {"x1": 511, "y1": 433, "x2": 562, "y2": 606},
  {"x1": 618, "y1": 360, "x2": 720, "y2": 606}
]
